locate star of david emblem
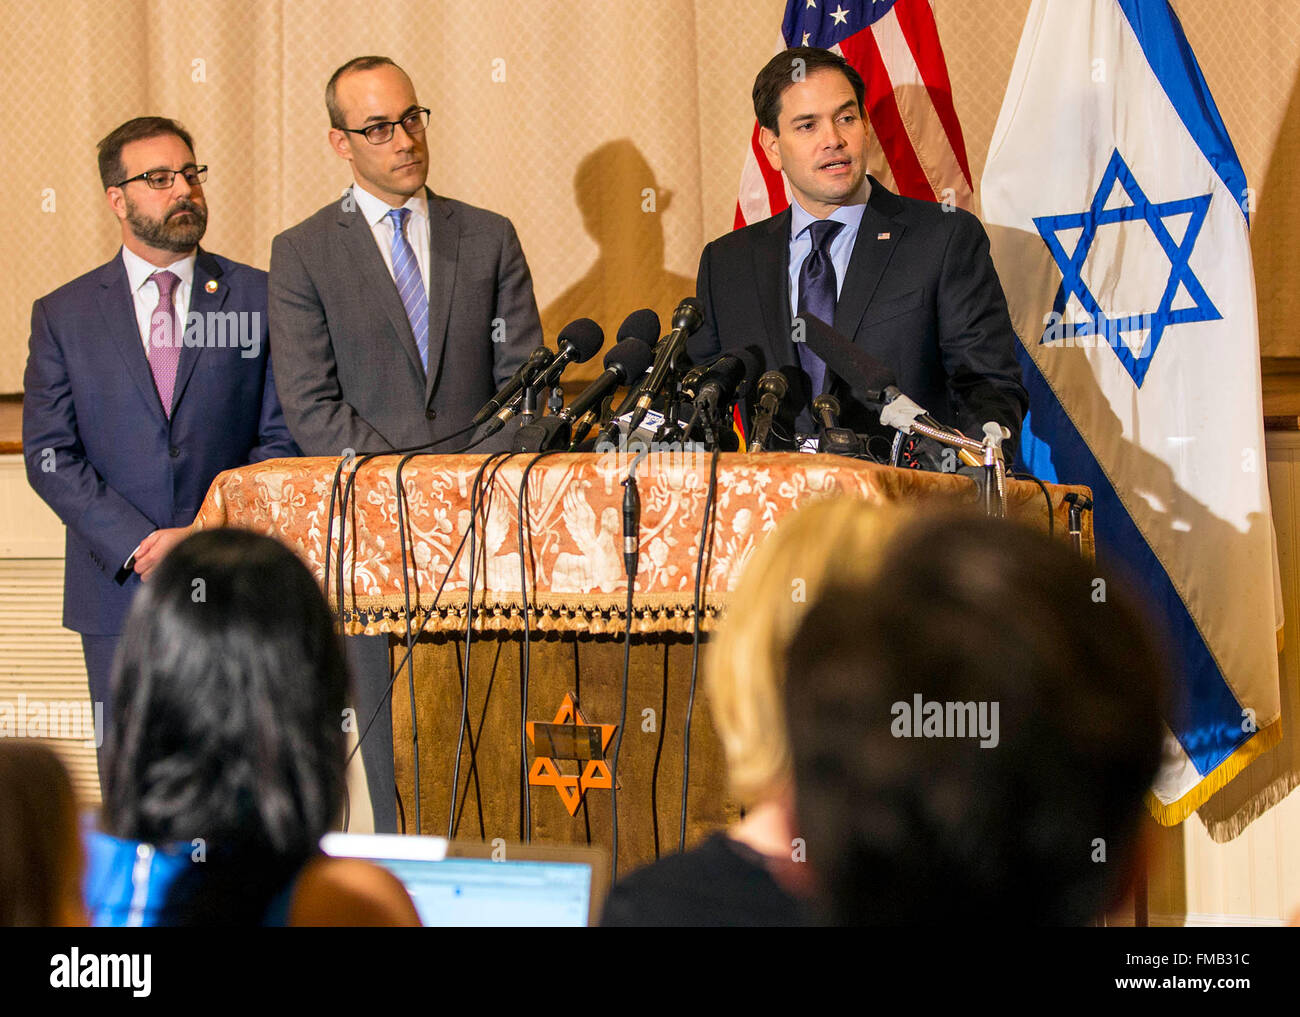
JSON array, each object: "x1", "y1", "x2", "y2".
[
  {"x1": 1033, "y1": 148, "x2": 1221, "y2": 388},
  {"x1": 526, "y1": 692, "x2": 617, "y2": 816}
]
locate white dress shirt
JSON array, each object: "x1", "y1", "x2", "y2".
[
  {"x1": 121, "y1": 246, "x2": 196, "y2": 354},
  {"x1": 350, "y1": 184, "x2": 431, "y2": 296}
]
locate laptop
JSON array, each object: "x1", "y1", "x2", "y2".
[{"x1": 319, "y1": 833, "x2": 607, "y2": 927}]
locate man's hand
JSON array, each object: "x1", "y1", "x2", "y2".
[{"x1": 133, "y1": 527, "x2": 191, "y2": 580}]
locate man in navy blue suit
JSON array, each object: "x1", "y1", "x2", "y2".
[{"x1": 23, "y1": 117, "x2": 299, "y2": 787}]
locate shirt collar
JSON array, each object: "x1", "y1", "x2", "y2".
[
  {"x1": 351, "y1": 183, "x2": 429, "y2": 228},
  {"x1": 789, "y1": 186, "x2": 871, "y2": 242},
  {"x1": 121, "y1": 245, "x2": 196, "y2": 295}
]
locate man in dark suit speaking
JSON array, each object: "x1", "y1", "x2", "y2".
[
  {"x1": 691, "y1": 47, "x2": 1027, "y2": 457},
  {"x1": 270, "y1": 56, "x2": 543, "y2": 831},
  {"x1": 23, "y1": 117, "x2": 299, "y2": 788}
]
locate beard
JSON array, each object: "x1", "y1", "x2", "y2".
[{"x1": 125, "y1": 195, "x2": 208, "y2": 253}]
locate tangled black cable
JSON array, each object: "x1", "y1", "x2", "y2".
[
  {"x1": 448, "y1": 451, "x2": 516, "y2": 838},
  {"x1": 679, "y1": 443, "x2": 722, "y2": 851},
  {"x1": 515, "y1": 449, "x2": 569, "y2": 842}
]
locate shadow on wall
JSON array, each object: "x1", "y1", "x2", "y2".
[{"x1": 541, "y1": 139, "x2": 695, "y2": 387}]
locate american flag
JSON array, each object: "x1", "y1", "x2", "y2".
[{"x1": 735, "y1": 0, "x2": 973, "y2": 228}]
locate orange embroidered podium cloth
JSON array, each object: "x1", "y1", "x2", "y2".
[
  {"x1": 194, "y1": 451, "x2": 1092, "y2": 636},
  {"x1": 194, "y1": 452, "x2": 1092, "y2": 868}
]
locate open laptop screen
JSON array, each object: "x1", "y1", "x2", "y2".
[{"x1": 319, "y1": 834, "x2": 604, "y2": 927}]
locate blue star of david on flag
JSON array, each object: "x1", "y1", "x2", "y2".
[{"x1": 1032, "y1": 149, "x2": 1221, "y2": 387}]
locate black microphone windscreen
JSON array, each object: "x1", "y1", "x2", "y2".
[
  {"x1": 606, "y1": 337, "x2": 656, "y2": 378},
  {"x1": 556, "y1": 318, "x2": 605, "y2": 362},
  {"x1": 617, "y1": 308, "x2": 661, "y2": 347},
  {"x1": 799, "y1": 314, "x2": 895, "y2": 402}
]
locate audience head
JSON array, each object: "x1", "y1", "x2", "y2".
[
  {"x1": 0, "y1": 741, "x2": 83, "y2": 926},
  {"x1": 784, "y1": 513, "x2": 1167, "y2": 924},
  {"x1": 707, "y1": 497, "x2": 901, "y2": 808},
  {"x1": 103, "y1": 529, "x2": 350, "y2": 923}
]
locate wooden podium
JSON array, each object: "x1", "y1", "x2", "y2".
[{"x1": 196, "y1": 451, "x2": 1092, "y2": 873}]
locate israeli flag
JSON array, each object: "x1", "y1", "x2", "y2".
[{"x1": 981, "y1": 0, "x2": 1281, "y2": 824}]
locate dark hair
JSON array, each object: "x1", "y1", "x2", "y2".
[
  {"x1": 784, "y1": 514, "x2": 1167, "y2": 925},
  {"x1": 0, "y1": 741, "x2": 80, "y2": 926},
  {"x1": 97, "y1": 116, "x2": 195, "y2": 190},
  {"x1": 103, "y1": 529, "x2": 350, "y2": 925},
  {"x1": 753, "y1": 46, "x2": 866, "y2": 134},
  {"x1": 325, "y1": 55, "x2": 402, "y2": 129}
]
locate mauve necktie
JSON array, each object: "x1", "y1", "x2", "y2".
[
  {"x1": 796, "y1": 218, "x2": 844, "y2": 400},
  {"x1": 147, "y1": 270, "x2": 180, "y2": 416},
  {"x1": 387, "y1": 207, "x2": 429, "y2": 371}
]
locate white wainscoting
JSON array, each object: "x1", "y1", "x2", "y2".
[{"x1": 0, "y1": 453, "x2": 372, "y2": 831}]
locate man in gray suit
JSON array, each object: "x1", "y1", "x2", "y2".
[{"x1": 270, "y1": 56, "x2": 544, "y2": 831}]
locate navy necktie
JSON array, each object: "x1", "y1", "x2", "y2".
[{"x1": 796, "y1": 219, "x2": 844, "y2": 403}]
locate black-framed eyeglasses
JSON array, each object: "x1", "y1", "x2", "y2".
[
  {"x1": 340, "y1": 108, "x2": 431, "y2": 145},
  {"x1": 112, "y1": 165, "x2": 208, "y2": 190}
]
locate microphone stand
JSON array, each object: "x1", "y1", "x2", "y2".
[{"x1": 1064, "y1": 492, "x2": 1094, "y2": 557}]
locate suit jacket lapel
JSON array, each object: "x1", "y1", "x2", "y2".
[
  {"x1": 752, "y1": 208, "x2": 794, "y2": 365},
  {"x1": 337, "y1": 191, "x2": 427, "y2": 379},
  {"x1": 834, "y1": 177, "x2": 907, "y2": 339},
  {"x1": 96, "y1": 254, "x2": 167, "y2": 419},
  {"x1": 170, "y1": 248, "x2": 227, "y2": 413},
  {"x1": 424, "y1": 188, "x2": 457, "y2": 403}
]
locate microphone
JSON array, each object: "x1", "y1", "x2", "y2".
[
  {"x1": 813, "y1": 394, "x2": 866, "y2": 457},
  {"x1": 534, "y1": 340, "x2": 655, "y2": 452},
  {"x1": 563, "y1": 339, "x2": 656, "y2": 436},
  {"x1": 622, "y1": 470, "x2": 641, "y2": 578},
  {"x1": 748, "y1": 370, "x2": 789, "y2": 453},
  {"x1": 694, "y1": 349, "x2": 759, "y2": 420},
  {"x1": 813, "y1": 394, "x2": 840, "y2": 431},
  {"x1": 472, "y1": 344, "x2": 555, "y2": 427},
  {"x1": 616, "y1": 308, "x2": 662, "y2": 348},
  {"x1": 611, "y1": 310, "x2": 667, "y2": 416},
  {"x1": 798, "y1": 314, "x2": 895, "y2": 406},
  {"x1": 800, "y1": 314, "x2": 969, "y2": 458},
  {"x1": 531, "y1": 317, "x2": 605, "y2": 391},
  {"x1": 607, "y1": 298, "x2": 704, "y2": 441}
]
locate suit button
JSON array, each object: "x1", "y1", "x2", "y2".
[
  {"x1": 425, "y1": 409, "x2": 437, "y2": 420},
  {"x1": 169, "y1": 446, "x2": 180, "y2": 458}
]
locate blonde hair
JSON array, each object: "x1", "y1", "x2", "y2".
[{"x1": 706, "y1": 496, "x2": 901, "y2": 807}]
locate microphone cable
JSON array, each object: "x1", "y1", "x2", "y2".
[
  {"x1": 679, "y1": 442, "x2": 722, "y2": 851},
  {"x1": 515, "y1": 448, "x2": 570, "y2": 842},
  {"x1": 336, "y1": 445, "x2": 507, "y2": 831},
  {"x1": 1009, "y1": 467, "x2": 1055, "y2": 537},
  {"x1": 610, "y1": 449, "x2": 646, "y2": 880},
  {"x1": 448, "y1": 450, "x2": 513, "y2": 836}
]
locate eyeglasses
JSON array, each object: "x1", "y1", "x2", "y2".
[
  {"x1": 113, "y1": 165, "x2": 208, "y2": 190},
  {"x1": 340, "y1": 108, "x2": 431, "y2": 145}
]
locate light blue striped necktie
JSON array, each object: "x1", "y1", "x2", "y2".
[{"x1": 387, "y1": 206, "x2": 429, "y2": 371}]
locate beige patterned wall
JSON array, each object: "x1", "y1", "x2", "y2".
[{"x1": 3, "y1": 0, "x2": 1299, "y2": 393}]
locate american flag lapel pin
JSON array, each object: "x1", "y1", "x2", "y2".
[{"x1": 877, "y1": 232, "x2": 891, "y2": 241}]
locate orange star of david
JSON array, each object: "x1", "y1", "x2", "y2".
[{"x1": 526, "y1": 692, "x2": 617, "y2": 816}]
